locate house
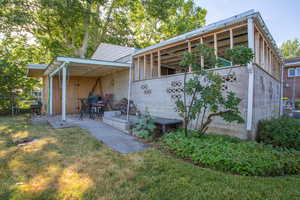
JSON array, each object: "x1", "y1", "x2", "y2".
[
  {"x1": 27, "y1": 10, "x2": 284, "y2": 140},
  {"x1": 283, "y1": 57, "x2": 300, "y2": 102}
]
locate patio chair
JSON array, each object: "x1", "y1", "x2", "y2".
[{"x1": 79, "y1": 98, "x2": 89, "y2": 120}]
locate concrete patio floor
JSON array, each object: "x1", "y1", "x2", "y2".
[{"x1": 47, "y1": 115, "x2": 150, "y2": 154}]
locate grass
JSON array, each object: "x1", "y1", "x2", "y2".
[{"x1": 0, "y1": 115, "x2": 299, "y2": 200}]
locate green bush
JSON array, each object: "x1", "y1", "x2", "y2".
[
  {"x1": 257, "y1": 117, "x2": 300, "y2": 151},
  {"x1": 224, "y1": 45, "x2": 254, "y2": 66},
  {"x1": 162, "y1": 130, "x2": 300, "y2": 176},
  {"x1": 133, "y1": 112, "x2": 156, "y2": 139},
  {"x1": 295, "y1": 100, "x2": 300, "y2": 110}
]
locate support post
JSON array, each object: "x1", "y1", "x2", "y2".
[
  {"x1": 62, "y1": 64, "x2": 67, "y2": 121},
  {"x1": 262, "y1": 40, "x2": 265, "y2": 69},
  {"x1": 150, "y1": 53, "x2": 153, "y2": 78},
  {"x1": 137, "y1": 56, "x2": 140, "y2": 80},
  {"x1": 158, "y1": 50, "x2": 161, "y2": 77},
  {"x1": 188, "y1": 40, "x2": 192, "y2": 72},
  {"x1": 49, "y1": 76, "x2": 53, "y2": 115},
  {"x1": 143, "y1": 55, "x2": 146, "y2": 79},
  {"x1": 246, "y1": 17, "x2": 255, "y2": 133},
  {"x1": 280, "y1": 64, "x2": 284, "y2": 116},
  {"x1": 200, "y1": 37, "x2": 204, "y2": 68},
  {"x1": 230, "y1": 29, "x2": 233, "y2": 49},
  {"x1": 127, "y1": 62, "x2": 133, "y2": 122},
  {"x1": 214, "y1": 33, "x2": 218, "y2": 57}
]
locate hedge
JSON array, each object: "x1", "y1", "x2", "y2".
[{"x1": 257, "y1": 117, "x2": 300, "y2": 151}]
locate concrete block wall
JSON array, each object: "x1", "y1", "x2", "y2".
[
  {"x1": 252, "y1": 65, "x2": 281, "y2": 132},
  {"x1": 131, "y1": 66, "x2": 250, "y2": 139}
]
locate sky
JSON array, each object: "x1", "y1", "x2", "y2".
[{"x1": 195, "y1": 0, "x2": 300, "y2": 46}]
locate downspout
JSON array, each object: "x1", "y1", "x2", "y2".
[
  {"x1": 246, "y1": 17, "x2": 255, "y2": 134},
  {"x1": 280, "y1": 64, "x2": 284, "y2": 116},
  {"x1": 126, "y1": 58, "x2": 133, "y2": 122}
]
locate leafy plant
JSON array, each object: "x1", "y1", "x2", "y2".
[
  {"x1": 257, "y1": 117, "x2": 300, "y2": 150},
  {"x1": 224, "y1": 45, "x2": 254, "y2": 66},
  {"x1": 295, "y1": 100, "x2": 300, "y2": 110},
  {"x1": 133, "y1": 111, "x2": 156, "y2": 139},
  {"x1": 162, "y1": 130, "x2": 300, "y2": 176},
  {"x1": 177, "y1": 43, "x2": 245, "y2": 137}
]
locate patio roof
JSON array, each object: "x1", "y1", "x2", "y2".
[
  {"x1": 44, "y1": 56, "x2": 131, "y2": 77},
  {"x1": 27, "y1": 64, "x2": 48, "y2": 77},
  {"x1": 133, "y1": 10, "x2": 282, "y2": 60}
]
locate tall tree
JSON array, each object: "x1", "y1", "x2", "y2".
[
  {"x1": 0, "y1": 0, "x2": 206, "y2": 59},
  {"x1": 280, "y1": 38, "x2": 300, "y2": 58}
]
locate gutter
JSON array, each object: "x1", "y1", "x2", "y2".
[
  {"x1": 280, "y1": 64, "x2": 284, "y2": 116},
  {"x1": 285, "y1": 61, "x2": 300, "y2": 67}
]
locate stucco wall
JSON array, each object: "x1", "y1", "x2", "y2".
[
  {"x1": 131, "y1": 66, "x2": 250, "y2": 139},
  {"x1": 101, "y1": 69, "x2": 129, "y2": 103}
]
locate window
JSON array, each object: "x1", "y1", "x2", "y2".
[
  {"x1": 288, "y1": 68, "x2": 300, "y2": 77},
  {"x1": 288, "y1": 68, "x2": 295, "y2": 77}
]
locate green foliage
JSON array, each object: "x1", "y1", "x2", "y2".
[
  {"x1": 133, "y1": 111, "x2": 156, "y2": 139},
  {"x1": 225, "y1": 45, "x2": 254, "y2": 66},
  {"x1": 295, "y1": 100, "x2": 300, "y2": 110},
  {"x1": 0, "y1": 0, "x2": 206, "y2": 58},
  {"x1": 280, "y1": 38, "x2": 300, "y2": 58},
  {"x1": 0, "y1": 37, "x2": 40, "y2": 114},
  {"x1": 257, "y1": 117, "x2": 300, "y2": 151},
  {"x1": 177, "y1": 43, "x2": 244, "y2": 136},
  {"x1": 162, "y1": 130, "x2": 300, "y2": 176}
]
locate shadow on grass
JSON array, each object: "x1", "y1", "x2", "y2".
[
  {"x1": 0, "y1": 115, "x2": 143, "y2": 200},
  {"x1": 0, "y1": 115, "x2": 300, "y2": 200}
]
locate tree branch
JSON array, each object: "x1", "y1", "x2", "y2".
[{"x1": 199, "y1": 110, "x2": 231, "y2": 133}]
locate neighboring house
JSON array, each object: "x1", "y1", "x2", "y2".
[
  {"x1": 283, "y1": 57, "x2": 300, "y2": 102},
  {"x1": 27, "y1": 10, "x2": 284, "y2": 140}
]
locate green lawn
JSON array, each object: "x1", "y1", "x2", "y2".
[{"x1": 0, "y1": 116, "x2": 299, "y2": 200}]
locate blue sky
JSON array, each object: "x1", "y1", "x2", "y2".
[{"x1": 196, "y1": 0, "x2": 300, "y2": 46}]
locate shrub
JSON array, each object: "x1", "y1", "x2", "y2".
[
  {"x1": 133, "y1": 112, "x2": 156, "y2": 139},
  {"x1": 224, "y1": 45, "x2": 254, "y2": 66},
  {"x1": 295, "y1": 100, "x2": 300, "y2": 110},
  {"x1": 162, "y1": 130, "x2": 300, "y2": 176},
  {"x1": 257, "y1": 117, "x2": 300, "y2": 151}
]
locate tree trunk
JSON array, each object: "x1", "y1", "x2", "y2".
[
  {"x1": 199, "y1": 110, "x2": 231, "y2": 134},
  {"x1": 97, "y1": 0, "x2": 116, "y2": 45},
  {"x1": 183, "y1": 70, "x2": 188, "y2": 137}
]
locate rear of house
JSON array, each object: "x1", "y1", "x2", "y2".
[
  {"x1": 130, "y1": 10, "x2": 283, "y2": 139},
  {"x1": 27, "y1": 10, "x2": 283, "y2": 140}
]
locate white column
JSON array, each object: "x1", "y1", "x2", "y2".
[
  {"x1": 126, "y1": 62, "x2": 133, "y2": 121},
  {"x1": 230, "y1": 29, "x2": 234, "y2": 49},
  {"x1": 280, "y1": 64, "x2": 284, "y2": 116},
  {"x1": 49, "y1": 76, "x2": 53, "y2": 115},
  {"x1": 200, "y1": 37, "x2": 204, "y2": 68},
  {"x1": 158, "y1": 50, "x2": 161, "y2": 77},
  {"x1": 246, "y1": 17, "x2": 255, "y2": 132},
  {"x1": 62, "y1": 64, "x2": 67, "y2": 121}
]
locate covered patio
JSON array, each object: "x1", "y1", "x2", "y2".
[{"x1": 44, "y1": 56, "x2": 132, "y2": 121}]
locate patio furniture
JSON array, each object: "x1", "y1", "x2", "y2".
[
  {"x1": 87, "y1": 95, "x2": 104, "y2": 119},
  {"x1": 80, "y1": 96, "x2": 104, "y2": 120}
]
